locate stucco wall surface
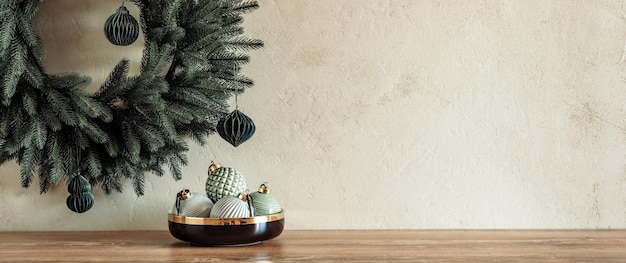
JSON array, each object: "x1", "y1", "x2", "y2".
[{"x1": 1, "y1": 0, "x2": 625, "y2": 230}]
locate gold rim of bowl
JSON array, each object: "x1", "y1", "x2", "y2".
[{"x1": 168, "y1": 210, "x2": 285, "y2": 226}]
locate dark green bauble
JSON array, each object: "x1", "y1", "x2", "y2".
[
  {"x1": 104, "y1": 5, "x2": 139, "y2": 46},
  {"x1": 66, "y1": 192, "x2": 95, "y2": 213},
  {"x1": 217, "y1": 109, "x2": 255, "y2": 147},
  {"x1": 67, "y1": 175, "x2": 92, "y2": 194}
]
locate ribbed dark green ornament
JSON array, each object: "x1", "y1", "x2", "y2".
[
  {"x1": 66, "y1": 192, "x2": 95, "y2": 214},
  {"x1": 217, "y1": 109, "x2": 256, "y2": 147},
  {"x1": 104, "y1": 5, "x2": 139, "y2": 46},
  {"x1": 67, "y1": 174, "x2": 92, "y2": 193},
  {"x1": 66, "y1": 175, "x2": 95, "y2": 213}
]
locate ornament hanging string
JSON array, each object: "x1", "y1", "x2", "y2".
[{"x1": 234, "y1": 65, "x2": 239, "y2": 110}]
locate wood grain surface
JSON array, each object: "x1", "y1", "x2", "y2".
[{"x1": 0, "y1": 230, "x2": 625, "y2": 262}]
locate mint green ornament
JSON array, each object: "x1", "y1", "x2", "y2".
[
  {"x1": 205, "y1": 162, "x2": 247, "y2": 203},
  {"x1": 250, "y1": 182, "x2": 282, "y2": 216}
]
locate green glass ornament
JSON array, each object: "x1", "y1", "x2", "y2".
[
  {"x1": 66, "y1": 175, "x2": 94, "y2": 213},
  {"x1": 217, "y1": 109, "x2": 255, "y2": 147},
  {"x1": 249, "y1": 182, "x2": 282, "y2": 216},
  {"x1": 205, "y1": 162, "x2": 247, "y2": 203},
  {"x1": 104, "y1": 2, "x2": 139, "y2": 46},
  {"x1": 66, "y1": 192, "x2": 95, "y2": 213}
]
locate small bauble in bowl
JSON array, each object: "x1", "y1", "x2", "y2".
[
  {"x1": 172, "y1": 189, "x2": 213, "y2": 217},
  {"x1": 209, "y1": 194, "x2": 254, "y2": 218},
  {"x1": 205, "y1": 162, "x2": 247, "y2": 203},
  {"x1": 249, "y1": 182, "x2": 282, "y2": 216}
]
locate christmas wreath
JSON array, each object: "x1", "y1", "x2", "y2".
[{"x1": 0, "y1": 0, "x2": 262, "y2": 211}]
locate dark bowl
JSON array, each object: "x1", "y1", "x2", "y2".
[{"x1": 168, "y1": 210, "x2": 285, "y2": 246}]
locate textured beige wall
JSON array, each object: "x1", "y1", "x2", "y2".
[{"x1": 1, "y1": 0, "x2": 625, "y2": 230}]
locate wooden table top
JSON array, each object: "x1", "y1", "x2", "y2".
[{"x1": 0, "y1": 230, "x2": 625, "y2": 262}]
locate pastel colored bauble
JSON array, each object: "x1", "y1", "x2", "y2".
[
  {"x1": 205, "y1": 163, "x2": 247, "y2": 203},
  {"x1": 209, "y1": 196, "x2": 254, "y2": 218},
  {"x1": 173, "y1": 192, "x2": 213, "y2": 217},
  {"x1": 249, "y1": 183, "x2": 282, "y2": 216},
  {"x1": 250, "y1": 192, "x2": 281, "y2": 216}
]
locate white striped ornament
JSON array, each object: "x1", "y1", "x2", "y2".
[{"x1": 210, "y1": 195, "x2": 254, "y2": 218}]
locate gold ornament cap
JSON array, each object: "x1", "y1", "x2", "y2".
[
  {"x1": 208, "y1": 161, "x2": 222, "y2": 174},
  {"x1": 177, "y1": 189, "x2": 191, "y2": 201},
  {"x1": 237, "y1": 190, "x2": 250, "y2": 202},
  {"x1": 258, "y1": 182, "x2": 271, "y2": 194}
]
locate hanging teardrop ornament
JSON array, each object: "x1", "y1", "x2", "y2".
[
  {"x1": 216, "y1": 67, "x2": 255, "y2": 147},
  {"x1": 104, "y1": 0, "x2": 140, "y2": 46},
  {"x1": 216, "y1": 109, "x2": 256, "y2": 147}
]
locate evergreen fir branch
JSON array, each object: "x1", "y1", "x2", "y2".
[
  {"x1": 51, "y1": 73, "x2": 90, "y2": 91},
  {"x1": 163, "y1": 102, "x2": 194, "y2": 124},
  {"x1": 21, "y1": 62, "x2": 44, "y2": 89},
  {"x1": 223, "y1": 37, "x2": 263, "y2": 52},
  {"x1": 168, "y1": 155, "x2": 183, "y2": 180},
  {"x1": 16, "y1": 13, "x2": 43, "y2": 59},
  {"x1": 140, "y1": 43, "x2": 166, "y2": 76},
  {"x1": 40, "y1": 107, "x2": 62, "y2": 132},
  {"x1": 190, "y1": 127, "x2": 210, "y2": 145},
  {"x1": 38, "y1": 172, "x2": 51, "y2": 194},
  {"x1": 121, "y1": 160, "x2": 143, "y2": 195},
  {"x1": 21, "y1": 89, "x2": 36, "y2": 116},
  {"x1": 0, "y1": 113, "x2": 8, "y2": 137},
  {"x1": 2, "y1": 135, "x2": 21, "y2": 156},
  {"x1": 136, "y1": 124, "x2": 165, "y2": 153},
  {"x1": 150, "y1": 164, "x2": 165, "y2": 177},
  {"x1": 101, "y1": 166, "x2": 124, "y2": 194},
  {"x1": 86, "y1": 148, "x2": 102, "y2": 178},
  {"x1": 207, "y1": 52, "x2": 250, "y2": 64},
  {"x1": 122, "y1": 121, "x2": 141, "y2": 164},
  {"x1": 155, "y1": 111, "x2": 177, "y2": 141},
  {"x1": 231, "y1": 1, "x2": 260, "y2": 14},
  {"x1": 177, "y1": 1, "x2": 220, "y2": 27},
  {"x1": 162, "y1": 0, "x2": 181, "y2": 27},
  {"x1": 0, "y1": 15, "x2": 15, "y2": 56},
  {"x1": 179, "y1": 23, "x2": 221, "y2": 52},
  {"x1": 36, "y1": 159, "x2": 52, "y2": 191},
  {"x1": 19, "y1": 146, "x2": 36, "y2": 188},
  {"x1": 58, "y1": 131, "x2": 80, "y2": 174},
  {"x1": 94, "y1": 59, "x2": 130, "y2": 102},
  {"x1": 2, "y1": 41, "x2": 26, "y2": 104},
  {"x1": 20, "y1": 0, "x2": 43, "y2": 21},
  {"x1": 220, "y1": 14, "x2": 244, "y2": 29},
  {"x1": 81, "y1": 121, "x2": 109, "y2": 145},
  {"x1": 30, "y1": 115, "x2": 46, "y2": 150},
  {"x1": 168, "y1": 87, "x2": 214, "y2": 108},
  {"x1": 43, "y1": 88, "x2": 77, "y2": 126},
  {"x1": 44, "y1": 133, "x2": 62, "y2": 182},
  {"x1": 74, "y1": 94, "x2": 113, "y2": 122},
  {"x1": 100, "y1": 128, "x2": 120, "y2": 157}
]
